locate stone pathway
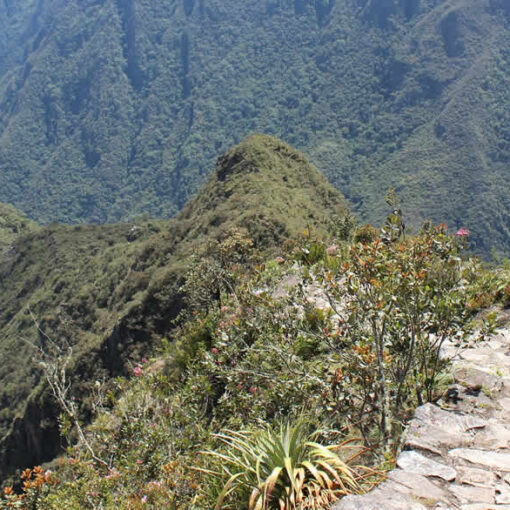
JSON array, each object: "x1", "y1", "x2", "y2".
[{"x1": 334, "y1": 326, "x2": 510, "y2": 510}]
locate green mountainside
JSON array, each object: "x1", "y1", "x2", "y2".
[
  {"x1": 0, "y1": 135, "x2": 349, "y2": 479},
  {"x1": 0, "y1": 0, "x2": 508, "y2": 255},
  {"x1": 0, "y1": 202, "x2": 37, "y2": 256}
]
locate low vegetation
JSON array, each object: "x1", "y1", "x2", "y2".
[
  {"x1": 2, "y1": 191, "x2": 507, "y2": 508},
  {"x1": 0, "y1": 203, "x2": 37, "y2": 256},
  {"x1": 0, "y1": 136, "x2": 349, "y2": 481}
]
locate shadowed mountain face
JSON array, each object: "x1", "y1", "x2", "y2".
[
  {"x1": 0, "y1": 135, "x2": 349, "y2": 480},
  {"x1": 0, "y1": 0, "x2": 508, "y2": 254}
]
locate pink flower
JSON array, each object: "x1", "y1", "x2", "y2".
[
  {"x1": 136, "y1": 460, "x2": 144, "y2": 465},
  {"x1": 274, "y1": 256, "x2": 285, "y2": 264},
  {"x1": 133, "y1": 366, "x2": 143, "y2": 377},
  {"x1": 211, "y1": 347, "x2": 219, "y2": 354},
  {"x1": 456, "y1": 227, "x2": 470, "y2": 237},
  {"x1": 326, "y1": 244, "x2": 338, "y2": 256},
  {"x1": 141, "y1": 357, "x2": 148, "y2": 364},
  {"x1": 249, "y1": 386, "x2": 258, "y2": 395},
  {"x1": 104, "y1": 468, "x2": 120, "y2": 479},
  {"x1": 141, "y1": 495, "x2": 148, "y2": 503}
]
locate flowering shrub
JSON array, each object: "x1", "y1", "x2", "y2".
[
  {"x1": 0, "y1": 467, "x2": 58, "y2": 509},
  {"x1": 318, "y1": 225, "x2": 480, "y2": 448}
]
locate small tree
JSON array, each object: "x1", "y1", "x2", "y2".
[
  {"x1": 181, "y1": 227, "x2": 257, "y2": 313},
  {"x1": 30, "y1": 312, "x2": 108, "y2": 468},
  {"x1": 322, "y1": 223, "x2": 475, "y2": 450}
]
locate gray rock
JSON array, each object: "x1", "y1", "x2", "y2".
[
  {"x1": 449, "y1": 484, "x2": 494, "y2": 504},
  {"x1": 449, "y1": 448, "x2": 510, "y2": 471},
  {"x1": 455, "y1": 465, "x2": 497, "y2": 486},
  {"x1": 404, "y1": 424, "x2": 472, "y2": 456},
  {"x1": 403, "y1": 404, "x2": 486, "y2": 457},
  {"x1": 475, "y1": 422, "x2": 510, "y2": 449},
  {"x1": 460, "y1": 348, "x2": 510, "y2": 369},
  {"x1": 414, "y1": 403, "x2": 487, "y2": 433},
  {"x1": 495, "y1": 398, "x2": 510, "y2": 421},
  {"x1": 387, "y1": 469, "x2": 448, "y2": 502},
  {"x1": 454, "y1": 365, "x2": 503, "y2": 393},
  {"x1": 404, "y1": 434, "x2": 443, "y2": 456},
  {"x1": 332, "y1": 488, "x2": 427, "y2": 510},
  {"x1": 397, "y1": 451, "x2": 457, "y2": 481},
  {"x1": 496, "y1": 484, "x2": 510, "y2": 504},
  {"x1": 460, "y1": 505, "x2": 510, "y2": 510}
]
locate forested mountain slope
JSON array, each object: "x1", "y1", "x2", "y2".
[
  {"x1": 0, "y1": 135, "x2": 349, "y2": 479},
  {"x1": 0, "y1": 0, "x2": 508, "y2": 254}
]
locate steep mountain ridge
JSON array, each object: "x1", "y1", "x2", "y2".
[
  {"x1": 0, "y1": 0, "x2": 507, "y2": 254},
  {"x1": 0, "y1": 135, "x2": 349, "y2": 479}
]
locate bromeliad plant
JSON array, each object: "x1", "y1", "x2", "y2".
[{"x1": 201, "y1": 422, "x2": 360, "y2": 510}]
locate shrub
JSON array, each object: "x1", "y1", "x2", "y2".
[
  {"x1": 202, "y1": 422, "x2": 360, "y2": 509},
  {"x1": 320, "y1": 224, "x2": 480, "y2": 449},
  {"x1": 353, "y1": 224, "x2": 378, "y2": 244},
  {"x1": 503, "y1": 283, "x2": 510, "y2": 308},
  {"x1": 0, "y1": 466, "x2": 58, "y2": 509}
]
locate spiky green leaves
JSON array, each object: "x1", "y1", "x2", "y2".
[{"x1": 202, "y1": 422, "x2": 360, "y2": 509}]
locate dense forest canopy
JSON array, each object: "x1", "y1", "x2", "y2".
[{"x1": 0, "y1": 0, "x2": 508, "y2": 255}]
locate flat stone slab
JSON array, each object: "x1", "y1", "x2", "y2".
[
  {"x1": 496, "y1": 484, "x2": 510, "y2": 504},
  {"x1": 456, "y1": 465, "x2": 498, "y2": 486},
  {"x1": 404, "y1": 404, "x2": 486, "y2": 454},
  {"x1": 460, "y1": 348, "x2": 510, "y2": 369},
  {"x1": 460, "y1": 505, "x2": 510, "y2": 510},
  {"x1": 397, "y1": 450, "x2": 457, "y2": 481},
  {"x1": 494, "y1": 398, "x2": 510, "y2": 421},
  {"x1": 454, "y1": 365, "x2": 504, "y2": 393},
  {"x1": 414, "y1": 403, "x2": 487, "y2": 433},
  {"x1": 449, "y1": 484, "x2": 495, "y2": 504},
  {"x1": 449, "y1": 448, "x2": 510, "y2": 471},
  {"x1": 387, "y1": 469, "x2": 448, "y2": 502},
  {"x1": 333, "y1": 488, "x2": 427, "y2": 510},
  {"x1": 404, "y1": 422, "x2": 472, "y2": 455},
  {"x1": 475, "y1": 422, "x2": 510, "y2": 449}
]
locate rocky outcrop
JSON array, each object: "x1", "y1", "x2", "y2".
[{"x1": 334, "y1": 327, "x2": 510, "y2": 509}]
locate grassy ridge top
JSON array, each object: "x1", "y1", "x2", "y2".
[
  {"x1": 0, "y1": 135, "x2": 350, "y2": 479},
  {"x1": 179, "y1": 135, "x2": 349, "y2": 245}
]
